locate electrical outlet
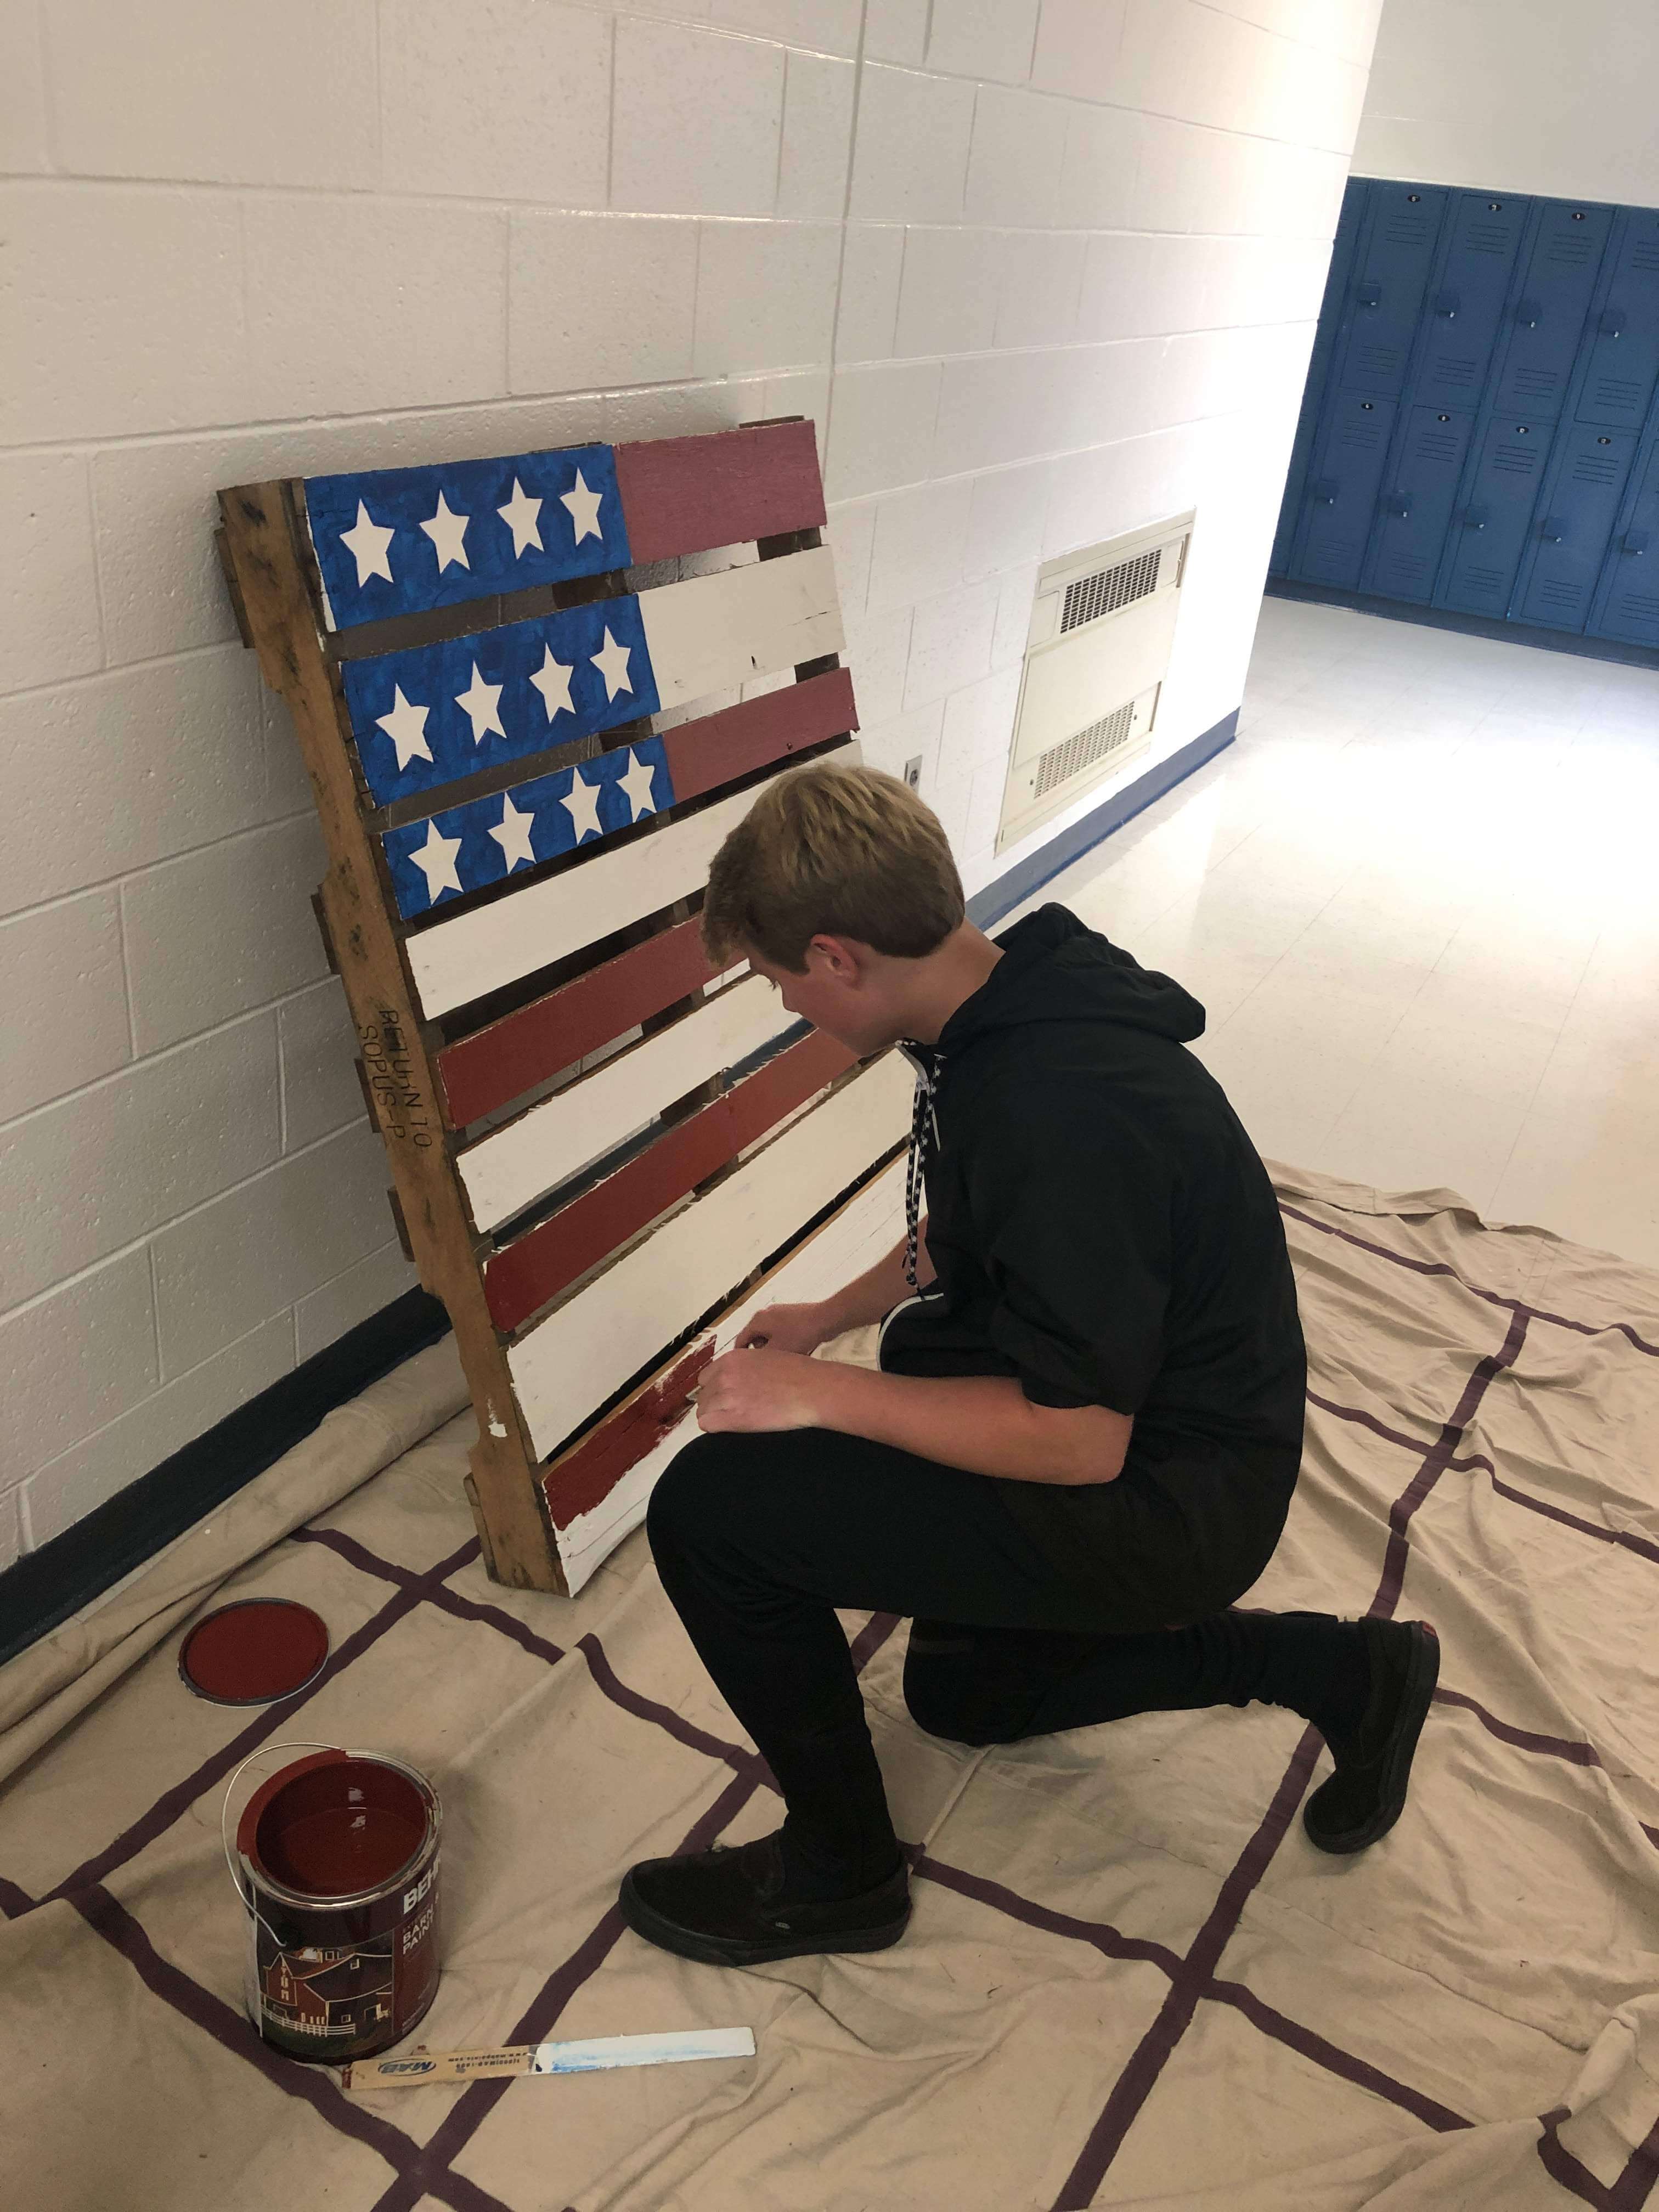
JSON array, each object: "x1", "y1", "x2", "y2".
[{"x1": 903, "y1": 756, "x2": 922, "y2": 791}]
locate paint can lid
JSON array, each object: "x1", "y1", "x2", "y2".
[{"x1": 179, "y1": 1598, "x2": 330, "y2": 1706}]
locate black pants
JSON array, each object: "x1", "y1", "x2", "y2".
[{"x1": 645, "y1": 1425, "x2": 1365, "y2": 1892}]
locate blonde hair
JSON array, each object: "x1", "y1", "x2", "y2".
[{"x1": 701, "y1": 760, "x2": 966, "y2": 970}]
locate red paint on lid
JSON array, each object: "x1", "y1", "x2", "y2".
[{"x1": 178, "y1": 1599, "x2": 330, "y2": 1706}]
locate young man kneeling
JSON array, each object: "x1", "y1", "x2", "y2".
[{"x1": 619, "y1": 763, "x2": 1440, "y2": 1966}]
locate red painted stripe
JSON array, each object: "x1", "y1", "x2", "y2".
[
  {"x1": 612, "y1": 421, "x2": 826, "y2": 566},
  {"x1": 661, "y1": 666, "x2": 857, "y2": 803},
  {"x1": 542, "y1": 1340, "x2": 715, "y2": 1530},
  {"x1": 486, "y1": 1028, "x2": 855, "y2": 1333},
  {"x1": 435, "y1": 916, "x2": 720, "y2": 1127}
]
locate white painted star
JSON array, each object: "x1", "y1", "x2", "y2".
[
  {"x1": 340, "y1": 500, "x2": 394, "y2": 587},
  {"x1": 590, "y1": 626, "x2": 633, "y2": 702},
  {"x1": 529, "y1": 644, "x2": 575, "y2": 720},
  {"x1": 419, "y1": 490, "x2": 471, "y2": 572},
  {"x1": 618, "y1": 749, "x2": 659, "y2": 822},
  {"x1": 560, "y1": 467, "x2": 605, "y2": 546},
  {"x1": 488, "y1": 793, "x2": 538, "y2": 872},
  {"x1": 409, "y1": 821, "x2": 464, "y2": 904},
  {"x1": 497, "y1": 476, "x2": 544, "y2": 557},
  {"x1": 561, "y1": 767, "x2": 604, "y2": 843},
  {"x1": 375, "y1": 685, "x2": 433, "y2": 771},
  {"x1": 455, "y1": 663, "x2": 506, "y2": 744}
]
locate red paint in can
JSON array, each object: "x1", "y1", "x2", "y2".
[{"x1": 229, "y1": 1747, "x2": 442, "y2": 2063}]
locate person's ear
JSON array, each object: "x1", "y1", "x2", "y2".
[{"x1": 805, "y1": 934, "x2": 863, "y2": 984}]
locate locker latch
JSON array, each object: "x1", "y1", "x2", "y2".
[
  {"x1": 1432, "y1": 291, "x2": 1459, "y2": 321},
  {"x1": 1310, "y1": 478, "x2": 1339, "y2": 505},
  {"x1": 1624, "y1": 530, "x2": 1650, "y2": 557},
  {"x1": 1464, "y1": 506, "x2": 1491, "y2": 531},
  {"x1": 1354, "y1": 283, "x2": 1382, "y2": 309},
  {"x1": 1599, "y1": 309, "x2": 1624, "y2": 338},
  {"x1": 1515, "y1": 298, "x2": 1542, "y2": 329},
  {"x1": 1384, "y1": 493, "x2": 1413, "y2": 518},
  {"x1": 1539, "y1": 515, "x2": 1567, "y2": 545}
]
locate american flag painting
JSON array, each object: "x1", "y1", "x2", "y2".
[{"x1": 219, "y1": 420, "x2": 911, "y2": 1597}]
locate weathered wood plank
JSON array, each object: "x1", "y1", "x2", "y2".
[
  {"x1": 636, "y1": 545, "x2": 843, "y2": 712},
  {"x1": 507, "y1": 1051, "x2": 911, "y2": 1460}
]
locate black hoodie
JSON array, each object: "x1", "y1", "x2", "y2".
[{"x1": 878, "y1": 903, "x2": 1306, "y2": 1578}]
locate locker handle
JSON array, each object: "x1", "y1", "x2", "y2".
[
  {"x1": 1599, "y1": 308, "x2": 1624, "y2": 338},
  {"x1": 1539, "y1": 515, "x2": 1567, "y2": 545},
  {"x1": 1353, "y1": 283, "x2": 1382, "y2": 309},
  {"x1": 1384, "y1": 492, "x2": 1413, "y2": 518},
  {"x1": 1310, "y1": 477, "x2": 1339, "y2": 506},
  {"x1": 1464, "y1": 506, "x2": 1490, "y2": 531},
  {"x1": 1624, "y1": 530, "x2": 1650, "y2": 557},
  {"x1": 1432, "y1": 291, "x2": 1460, "y2": 320},
  {"x1": 1515, "y1": 297, "x2": 1542, "y2": 329}
]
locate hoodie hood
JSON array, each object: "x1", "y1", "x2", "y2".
[{"x1": 937, "y1": 903, "x2": 1205, "y2": 1054}]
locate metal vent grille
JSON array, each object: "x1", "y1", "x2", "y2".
[
  {"x1": 1032, "y1": 702, "x2": 1136, "y2": 799},
  {"x1": 1060, "y1": 549, "x2": 1161, "y2": 633}
]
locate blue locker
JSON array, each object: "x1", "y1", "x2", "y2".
[
  {"x1": 1575, "y1": 207, "x2": 1659, "y2": 429},
  {"x1": 1271, "y1": 180, "x2": 1367, "y2": 574},
  {"x1": 1412, "y1": 193, "x2": 1532, "y2": 412},
  {"x1": 1491, "y1": 199, "x2": 1616, "y2": 419},
  {"x1": 1361, "y1": 408, "x2": 1476, "y2": 602},
  {"x1": 1511, "y1": 426, "x2": 1640, "y2": 630},
  {"x1": 1330, "y1": 183, "x2": 1448, "y2": 396},
  {"x1": 1435, "y1": 416, "x2": 1551, "y2": 616},
  {"x1": 1290, "y1": 393, "x2": 1398, "y2": 587},
  {"x1": 1587, "y1": 429, "x2": 1659, "y2": 646}
]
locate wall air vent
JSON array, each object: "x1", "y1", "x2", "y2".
[{"x1": 996, "y1": 513, "x2": 1194, "y2": 853}]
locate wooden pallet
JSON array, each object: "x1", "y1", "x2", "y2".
[{"x1": 217, "y1": 419, "x2": 910, "y2": 1596}]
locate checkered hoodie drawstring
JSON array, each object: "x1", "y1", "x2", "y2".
[{"x1": 902, "y1": 1046, "x2": 942, "y2": 1291}]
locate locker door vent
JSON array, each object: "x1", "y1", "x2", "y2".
[
  {"x1": 1060, "y1": 548, "x2": 1163, "y2": 634},
  {"x1": 1032, "y1": 702, "x2": 1138, "y2": 799}
]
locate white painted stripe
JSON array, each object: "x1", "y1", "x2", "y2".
[
  {"x1": 511, "y1": 1052, "x2": 911, "y2": 1462},
  {"x1": 637, "y1": 545, "x2": 843, "y2": 711},
  {"x1": 553, "y1": 1157, "x2": 906, "y2": 1594},
  {"x1": 404, "y1": 736, "x2": 859, "y2": 1019},
  {"x1": 405, "y1": 786, "x2": 752, "y2": 1020},
  {"x1": 531, "y1": 2028, "x2": 755, "y2": 2075},
  {"x1": 458, "y1": 974, "x2": 793, "y2": 1232}
]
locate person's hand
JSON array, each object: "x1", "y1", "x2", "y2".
[
  {"x1": 694, "y1": 1347, "x2": 825, "y2": 1433},
  {"x1": 734, "y1": 1300, "x2": 834, "y2": 1355}
]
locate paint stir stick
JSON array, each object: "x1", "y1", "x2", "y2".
[{"x1": 342, "y1": 2026, "x2": 755, "y2": 2090}]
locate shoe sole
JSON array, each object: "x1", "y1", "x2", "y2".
[
  {"x1": 1304, "y1": 1619, "x2": 1441, "y2": 1857},
  {"x1": 618, "y1": 1871, "x2": 912, "y2": 1967}
]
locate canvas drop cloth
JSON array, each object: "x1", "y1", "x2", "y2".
[{"x1": 2, "y1": 1161, "x2": 1657, "y2": 2212}]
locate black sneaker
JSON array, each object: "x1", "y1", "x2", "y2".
[
  {"x1": 1303, "y1": 1617, "x2": 1440, "y2": 1855},
  {"x1": 619, "y1": 1831, "x2": 912, "y2": 1967}
]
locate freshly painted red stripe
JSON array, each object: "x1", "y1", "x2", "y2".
[
  {"x1": 612, "y1": 421, "x2": 826, "y2": 566},
  {"x1": 541, "y1": 1340, "x2": 716, "y2": 1530},
  {"x1": 486, "y1": 1028, "x2": 855, "y2": 1333},
  {"x1": 661, "y1": 666, "x2": 857, "y2": 803},
  {"x1": 435, "y1": 916, "x2": 721, "y2": 1127}
]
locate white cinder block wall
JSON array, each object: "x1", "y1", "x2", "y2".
[{"x1": 0, "y1": 0, "x2": 1384, "y2": 1563}]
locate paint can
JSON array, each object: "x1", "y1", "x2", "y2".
[{"x1": 223, "y1": 1743, "x2": 442, "y2": 2063}]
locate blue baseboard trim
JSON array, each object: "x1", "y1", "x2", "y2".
[
  {"x1": 1264, "y1": 577, "x2": 1659, "y2": 671},
  {"x1": 966, "y1": 710, "x2": 1239, "y2": 933}
]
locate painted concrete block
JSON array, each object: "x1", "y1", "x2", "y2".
[
  {"x1": 965, "y1": 87, "x2": 1065, "y2": 227},
  {"x1": 778, "y1": 51, "x2": 856, "y2": 219},
  {"x1": 612, "y1": 17, "x2": 786, "y2": 217},
  {"x1": 849, "y1": 65, "x2": 974, "y2": 224},
  {"x1": 382, "y1": 0, "x2": 611, "y2": 204},
  {"x1": 823, "y1": 360, "x2": 941, "y2": 501},
  {"x1": 0, "y1": 650, "x2": 268, "y2": 919},
  {"x1": 0, "y1": 890, "x2": 131, "y2": 1125},
  {"x1": 0, "y1": 450, "x2": 103, "y2": 692},
  {"x1": 1, "y1": 1013, "x2": 281, "y2": 1308},
  {"x1": 122, "y1": 815, "x2": 330, "y2": 1057},
  {"x1": 834, "y1": 225, "x2": 904, "y2": 362},
  {"x1": 295, "y1": 1243, "x2": 421, "y2": 1363},
  {"x1": 0, "y1": 1248, "x2": 156, "y2": 1487},
  {"x1": 510, "y1": 213, "x2": 698, "y2": 393},
  {"x1": 694, "y1": 221, "x2": 840, "y2": 375},
  {"x1": 42, "y1": 0, "x2": 378, "y2": 187},
  {"x1": 927, "y1": 0, "x2": 1041, "y2": 84}
]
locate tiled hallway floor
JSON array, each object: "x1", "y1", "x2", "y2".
[{"x1": 1017, "y1": 596, "x2": 1659, "y2": 1271}]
